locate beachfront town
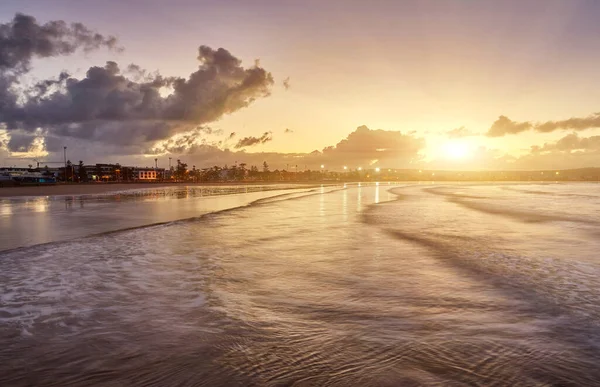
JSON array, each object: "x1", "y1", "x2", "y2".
[
  {"x1": 0, "y1": 160, "x2": 351, "y2": 185},
  {"x1": 1, "y1": 159, "x2": 600, "y2": 186}
]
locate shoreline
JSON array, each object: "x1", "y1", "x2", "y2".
[
  {"x1": 0, "y1": 182, "x2": 327, "y2": 198},
  {"x1": 1, "y1": 180, "x2": 597, "y2": 198}
]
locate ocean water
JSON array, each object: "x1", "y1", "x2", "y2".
[{"x1": 1, "y1": 183, "x2": 600, "y2": 386}]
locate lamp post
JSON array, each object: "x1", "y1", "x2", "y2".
[
  {"x1": 63, "y1": 146, "x2": 67, "y2": 182},
  {"x1": 154, "y1": 158, "x2": 158, "y2": 181}
]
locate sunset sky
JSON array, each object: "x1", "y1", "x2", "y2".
[{"x1": 2, "y1": 0, "x2": 600, "y2": 170}]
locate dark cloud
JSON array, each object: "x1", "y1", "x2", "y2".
[
  {"x1": 446, "y1": 126, "x2": 477, "y2": 139},
  {"x1": 0, "y1": 13, "x2": 274, "y2": 156},
  {"x1": 283, "y1": 77, "x2": 290, "y2": 90},
  {"x1": 234, "y1": 132, "x2": 272, "y2": 149},
  {"x1": 487, "y1": 113, "x2": 600, "y2": 137},
  {"x1": 0, "y1": 13, "x2": 118, "y2": 74},
  {"x1": 284, "y1": 128, "x2": 293, "y2": 134},
  {"x1": 6, "y1": 131, "x2": 37, "y2": 152},
  {"x1": 486, "y1": 116, "x2": 532, "y2": 137},
  {"x1": 3, "y1": 50, "x2": 272, "y2": 141},
  {"x1": 536, "y1": 113, "x2": 600, "y2": 133},
  {"x1": 0, "y1": 13, "x2": 117, "y2": 144}
]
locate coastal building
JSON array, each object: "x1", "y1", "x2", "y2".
[
  {"x1": 133, "y1": 167, "x2": 165, "y2": 181},
  {"x1": 0, "y1": 167, "x2": 57, "y2": 185},
  {"x1": 91, "y1": 164, "x2": 120, "y2": 181}
]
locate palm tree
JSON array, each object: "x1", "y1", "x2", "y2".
[
  {"x1": 239, "y1": 163, "x2": 247, "y2": 181},
  {"x1": 66, "y1": 160, "x2": 73, "y2": 182},
  {"x1": 78, "y1": 161, "x2": 87, "y2": 182}
]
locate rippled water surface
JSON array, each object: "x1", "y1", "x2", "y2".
[{"x1": 2, "y1": 183, "x2": 600, "y2": 386}]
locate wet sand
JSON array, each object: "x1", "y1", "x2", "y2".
[{"x1": 0, "y1": 182, "x2": 319, "y2": 198}]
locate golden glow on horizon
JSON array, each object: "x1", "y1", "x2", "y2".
[{"x1": 443, "y1": 140, "x2": 471, "y2": 160}]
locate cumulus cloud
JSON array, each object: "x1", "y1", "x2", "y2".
[
  {"x1": 468, "y1": 133, "x2": 600, "y2": 170},
  {"x1": 487, "y1": 113, "x2": 600, "y2": 137},
  {"x1": 0, "y1": 13, "x2": 118, "y2": 74},
  {"x1": 487, "y1": 116, "x2": 532, "y2": 137},
  {"x1": 3, "y1": 51, "x2": 273, "y2": 143},
  {"x1": 0, "y1": 13, "x2": 274, "y2": 157},
  {"x1": 323, "y1": 125, "x2": 423, "y2": 155},
  {"x1": 446, "y1": 126, "x2": 478, "y2": 139},
  {"x1": 144, "y1": 126, "x2": 220, "y2": 155},
  {"x1": 536, "y1": 113, "x2": 600, "y2": 133},
  {"x1": 0, "y1": 13, "x2": 119, "y2": 151},
  {"x1": 234, "y1": 132, "x2": 272, "y2": 149},
  {"x1": 532, "y1": 132, "x2": 600, "y2": 153},
  {"x1": 299, "y1": 125, "x2": 424, "y2": 169},
  {"x1": 155, "y1": 125, "x2": 426, "y2": 171}
]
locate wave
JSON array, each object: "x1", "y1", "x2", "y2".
[
  {"x1": 0, "y1": 186, "x2": 345, "y2": 256},
  {"x1": 401, "y1": 185, "x2": 599, "y2": 225},
  {"x1": 448, "y1": 197, "x2": 597, "y2": 224},
  {"x1": 501, "y1": 186, "x2": 600, "y2": 199},
  {"x1": 422, "y1": 186, "x2": 495, "y2": 200},
  {"x1": 360, "y1": 195, "x2": 600, "y2": 357}
]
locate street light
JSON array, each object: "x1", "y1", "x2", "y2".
[
  {"x1": 320, "y1": 164, "x2": 325, "y2": 169},
  {"x1": 343, "y1": 166, "x2": 348, "y2": 170},
  {"x1": 63, "y1": 146, "x2": 67, "y2": 182},
  {"x1": 375, "y1": 167, "x2": 380, "y2": 172}
]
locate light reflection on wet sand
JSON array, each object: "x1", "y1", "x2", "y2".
[{"x1": 0, "y1": 185, "x2": 332, "y2": 252}]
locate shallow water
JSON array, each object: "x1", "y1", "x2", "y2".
[
  {"x1": 0, "y1": 184, "x2": 318, "y2": 251},
  {"x1": 1, "y1": 183, "x2": 600, "y2": 386}
]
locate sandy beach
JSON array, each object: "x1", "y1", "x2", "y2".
[{"x1": 0, "y1": 182, "x2": 322, "y2": 198}]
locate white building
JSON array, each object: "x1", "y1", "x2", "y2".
[{"x1": 134, "y1": 168, "x2": 163, "y2": 181}]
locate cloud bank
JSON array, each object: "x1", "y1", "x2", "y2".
[
  {"x1": 487, "y1": 113, "x2": 600, "y2": 137},
  {"x1": 170, "y1": 125, "x2": 426, "y2": 170}
]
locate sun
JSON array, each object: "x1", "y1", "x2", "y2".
[{"x1": 443, "y1": 141, "x2": 470, "y2": 159}]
